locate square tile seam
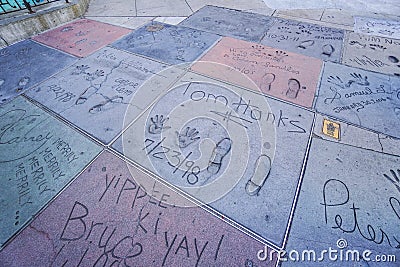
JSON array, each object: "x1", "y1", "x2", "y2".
[
  {"x1": 280, "y1": 112, "x2": 317, "y2": 250},
  {"x1": 21, "y1": 94, "x2": 106, "y2": 149},
  {"x1": 106, "y1": 141, "x2": 284, "y2": 252},
  {"x1": 0, "y1": 130, "x2": 104, "y2": 252}
]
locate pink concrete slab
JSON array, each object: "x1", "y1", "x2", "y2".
[
  {"x1": 0, "y1": 151, "x2": 278, "y2": 267},
  {"x1": 191, "y1": 37, "x2": 323, "y2": 108},
  {"x1": 32, "y1": 19, "x2": 131, "y2": 58}
]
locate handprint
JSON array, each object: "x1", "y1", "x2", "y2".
[
  {"x1": 327, "y1": 75, "x2": 346, "y2": 89},
  {"x1": 85, "y1": 70, "x2": 105, "y2": 81},
  {"x1": 177, "y1": 127, "x2": 200, "y2": 148},
  {"x1": 383, "y1": 169, "x2": 400, "y2": 193},
  {"x1": 346, "y1": 73, "x2": 369, "y2": 87},
  {"x1": 148, "y1": 115, "x2": 170, "y2": 134},
  {"x1": 71, "y1": 64, "x2": 90, "y2": 75}
]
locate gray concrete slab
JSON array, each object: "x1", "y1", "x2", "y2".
[
  {"x1": 0, "y1": 151, "x2": 279, "y2": 266},
  {"x1": 314, "y1": 113, "x2": 400, "y2": 156},
  {"x1": 0, "y1": 96, "x2": 101, "y2": 249},
  {"x1": 282, "y1": 138, "x2": 400, "y2": 266},
  {"x1": 342, "y1": 32, "x2": 400, "y2": 76},
  {"x1": 180, "y1": 5, "x2": 275, "y2": 43},
  {"x1": 25, "y1": 47, "x2": 184, "y2": 144},
  {"x1": 86, "y1": 16, "x2": 154, "y2": 30},
  {"x1": 261, "y1": 18, "x2": 344, "y2": 62},
  {"x1": 314, "y1": 62, "x2": 400, "y2": 138},
  {"x1": 0, "y1": 39, "x2": 76, "y2": 105},
  {"x1": 136, "y1": 0, "x2": 193, "y2": 16},
  {"x1": 111, "y1": 22, "x2": 221, "y2": 65},
  {"x1": 274, "y1": 9, "x2": 324, "y2": 21},
  {"x1": 153, "y1": 16, "x2": 187, "y2": 25},
  {"x1": 112, "y1": 72, "x2": 314, "y2": 247},
  {"x1": 85, "y1": 0, "x2": 136, "y2": 16},
  {"x1": 186, "y1": 0, "x2": 274, "y2": 15},
  {"x1": 355, "y1": 17, "x2": 400, "y2": 39}
]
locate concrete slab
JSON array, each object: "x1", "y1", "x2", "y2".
[
  {"x1": 342, "y1": 31, "x2": 400, "y2": 76},
  {"x1": 0, "y1": 151, "x2": 278, "y2": 267},
  {"x1": 87, "y1": 16, "x2": 154, "y2": 30},
  {"x1": 282, "y1": 138, "x2": 400, "y2": 266},
  {"x1": 274, "y1": 9, "x2": 324, "y2": 21},
  {"x1": 261, "y1": 18, "x2": 345, "y2": 62},
  {"x1": 136, "y1": 0, "x2": 193, "y2": 17},
  {"x1": 314, "y1": 114, "x2": 400, "y2": 156},
  {"x1": 320, "y1": 9, "x2": 355, "y2": 27},
  {"x1": 191, "y1": 37, "x2": 323, "y2": 108},
  {"x1": 186, "y1": 0, "x2": 274, "y2": 15},
  {"x1": 314, "y1": 61, "x2": 400, "y2": 138},
  {"x1": 153, "y1": 16, "x2": 187, "y2": 25},
  {"x1": 180, "y1": 5, "x2": 275, "y2": 43},
  {"x1": 112, "y1": 71, "x2": 315, "y2": 246},
  {"x1": 85, "y1": 0, "x2": 136, "y2": 16},
  {"x1": 32, "y1": 19, "x2": 131, "y2": 58},
  {"x1": 25, "y1": 47, "x2": 184, "y2": 144},
  {"x1": 0, "y1": 39, "x2": 76, "y2": 105},
  {"x1": 354, "y1": 17, "x2": 400, "y2": 39},
  {"x1": 111, "y1": 22, "x2": 220, "y2": 65},
  {"x1": 0, "y1": 96, "x2": 101, "y2": 249}
]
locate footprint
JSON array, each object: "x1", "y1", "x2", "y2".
[
  {"x1": 388, "y1": 55, "x2": 399, "y2": 63},
  {"x1": 395, "y1": 107, "x2": 400, "y2": 116},
  {"x1": 322, "y1": 44, "x2": 335, "y2": 57},
  {"x1": 89, "y1": 96, "x2": 123, "y2": 114},
  {"x1": 245, "y1": 154, "x2": 271, "y2": 196},
  {"x1": 0, "y1": 79, "x2": 4, "y2": 87},
  {"x1": 261, "y1": 73, "x2": 275, "y2": 92},
  {"x1": 297, "y1": 40, "x2": 314, "y2": 49},
  {"x1": 286, "y1": 78, "x2": 301, "y2": 99},
  {"x1": 207, "y1": 138, "x2": 232, "y2": 175}
]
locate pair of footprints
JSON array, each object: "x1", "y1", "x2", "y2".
[
  {"x1": 207, "y1": 138, "x2": 272, "y2": 196},
  {"x1": 261, "y1": 74, "x2": 304, "y2": 99}
]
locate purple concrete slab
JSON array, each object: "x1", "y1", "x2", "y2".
[
  {"x1": 32, "y1": 19, "x2": 131, "y2": 58},
  {"x1": 25, "y1": 47, "x2": 184, "y2": 144},
  {"x1": 111, "y1": 22, "x2": 221, "y2": 65},
  {"x1": 260, "y1": 18, "x2": 345, "y2": 62},
  {"x1": 314, "y1": 62, "x2": 400, "y2": 139},
  {"x1": 191, "y1": 37, "x2": 323, "y2": 108},
  {"x1": 0, "y1": 39, "x2": 76, "y2": 105},
  {"x1": 0, "y1": 96, "x2": 101, "y2": 249},
  {"x1": 180, "y1": 5, "x2": 275, "y2": 42},
  {"x1": 111, "y1": 72, "x2": 315, "y2": 247},
  {"x1": 282, "y1": 138, "x2": 400, "y2": 266},
  {"x1": 0, "y1": 151, "x2": 278, "y2": 267}
]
